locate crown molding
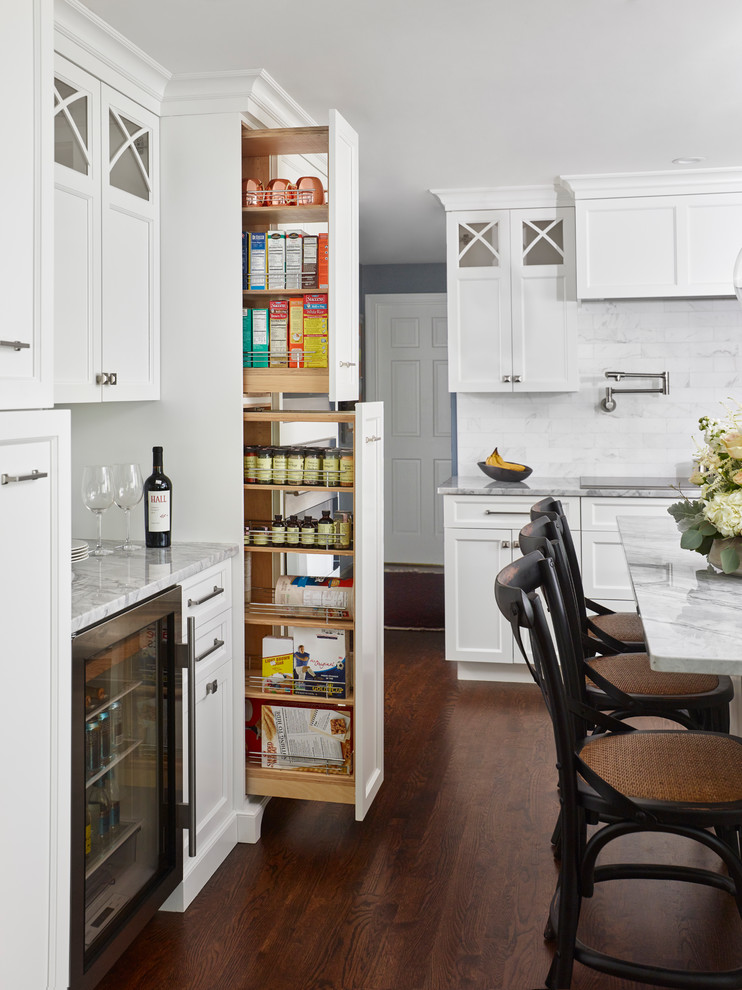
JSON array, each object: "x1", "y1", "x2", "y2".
[
  {"x1": 430, "y1": 184, "x2": 571, "y2": 211},
  {"x1": 160, "y1": 69, "x2": 316, "y2": 127},
  {"x1": 560, "y1": 167, "x2": 742, "y2": 200},
  {"x1": 54, "y1": 0, "x2": 170, "y2": 112}
]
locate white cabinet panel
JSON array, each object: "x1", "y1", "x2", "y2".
[
  {"x1": 444, "y1": 528, "x2": 514, "y2": 664},
  {"x1": 581, "y1": 496, "x2": 676, "y2": 531},
  {"x1": 444, "y1": 494, "x2": 580, "y2": 530},
  {"x1": 581, "y1": 530, "x2": 634, "y2": 601},
  {"x1": 0, "y1": 0, "x2": 53, "y2": 410}
]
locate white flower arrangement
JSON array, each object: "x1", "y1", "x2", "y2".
[{"x1": 669, "y1": 400, "x2": 742, "y2": 572}]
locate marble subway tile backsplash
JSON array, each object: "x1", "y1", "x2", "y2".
[{"x1": 457, "y1": 298, "x2": 742, "y2": 478}]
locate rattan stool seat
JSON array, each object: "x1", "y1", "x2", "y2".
[{"x1": 586, "y1": 652, "x2": 719, "y2": 696}]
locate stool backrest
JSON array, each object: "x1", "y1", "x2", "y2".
[{"x1": 529, "y1": 496, "x2": 589, "y2": 633}]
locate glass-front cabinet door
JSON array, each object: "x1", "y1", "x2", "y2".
[{"x1": 70, "y1": 588, "x2": 185, "y2": 990}]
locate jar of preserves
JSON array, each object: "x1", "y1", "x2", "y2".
[
  {"x1": 244, "y1": 445, "x2": 258, "y2": 484},
  {"x1": 255, "y1": 447, "x2": 273, "y2": 484},
  {"x1": 339, "y1": 449, "x2": 354, "y2": 486},
  {"x1": 286, "y1": 447, "x2": 304, "y2": 485},
  {"x1": 303, "y1": 448, "x2": 321, "y2": 485},
  {"x1": 322, "y1": 449, "x2": 340, "y2": 487},
  {"x1": 272, "y1": 447, "x2": 287, "y2": 485}
]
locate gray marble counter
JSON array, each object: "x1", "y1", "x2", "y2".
[
  {"x1": 71, "y1": 541, "x2": 239, "y2": 634},
  {"x1": 438, "y1": 475, "x2": 694, "y2": 498},
  {"x1": 618, "y1": 515, "x2": 742, "y2": 676}
]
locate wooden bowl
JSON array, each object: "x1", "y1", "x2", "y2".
[{"x1": 477, "y1": 461, "x2": 533, "y2": 483}]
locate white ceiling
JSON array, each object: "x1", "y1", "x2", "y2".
[{"x1": 80, "y1": 0, "x2": 742, "y2": 265}]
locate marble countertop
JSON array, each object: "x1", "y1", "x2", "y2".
[
  {"x1": 618, "y1": 515, "x2": 742, "y2": 675},
  {"x1": 71, "y1": 541, "x2": 239, "y2": 634},
  {"x1": 438, "y1": 475, "x2": 693, "y2": 498}
]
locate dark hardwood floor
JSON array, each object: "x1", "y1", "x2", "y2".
[{"x1": 95, "y1": 630, "x2": 742, "y2": 990}]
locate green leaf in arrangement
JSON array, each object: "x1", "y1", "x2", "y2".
[
  {"x1": 698, "y1": 534, "x2": 716, "y2": 556},
  {"x1": 668, "y1": 500, "x2": 704, "y2": 522},
  {"x1": 697, "y1": 520, "x2": 718, "y2": 537},
  {"x1": 720, "y1": 545, "x2": 741, "y2": 573},
  {"x1": 680, "y1": 527, "x2": 704, "y2": 550}
]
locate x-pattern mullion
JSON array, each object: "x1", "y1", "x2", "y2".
[
  {"x1": 108, "y1": 108, "x2": 151, "y2": 194},
  {"x1": 458, "y1": 220, "x2": 499, "y2": 263},
  {"x1": 54, "y1": 84, "x2": 91, "y2": 169},
  {"x1": 522, "y1": 218, "x2": 563, "y2": 261}
]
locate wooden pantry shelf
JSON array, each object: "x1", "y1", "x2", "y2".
[
  {"x1": 245, "y1": 766, "x2": 354, "y2": 805},
  {"x1": 242, "y1": 204, "x2": 328, "y2": 226},
  {"x1": 243, "y1": 410, "x2": 355, "y2": 424},
  {"x1": 245, "y1": 610, "x2": 354, "y2": 632},
  {"x1": 243, "y1": 367, "x2": 329, "y2": 394},
  {"x1": 242, "y1": 125, "x2": 329, "y2": 158}
]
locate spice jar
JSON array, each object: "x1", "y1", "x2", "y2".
[
  {"x1": 252, "y1": 523, "x2": 270, "y2": 546},
  {"x1": 286, "y1": 515, "x2": 300, "y2": 546},
  {"x1": 334, "y1": 511, "x2": 351, "y2": 549},
  {"x1": 244, "y1": 445, "x2": 258, "y2": 484},
  {"x1": 286, "y1": 448, "x2": 304, "y2": 486},
  {"x1": 339, "y1": 448, "x2": 354, "y2": 486},
  {"x1": 255, "y1": 447, "x2": 273, "y2": 483},
  {"x1": 272, "y1": 447, "x2": 287, "y2": 485},
  {"x1": 300, "y1": 516, "x2": 317, "y2": 546},
  {"x1": 271, "y1": 514, "x2": 286, "y2": 545},
  {"x1": 322, "y1": 449, "x2": 340, "y2": 487},
  {"x1": 303, "y1": 448, "x2": 321, "y2": 485},
  {"x1": 318, "y1": 510, "x2": 334, "y2": 549}
]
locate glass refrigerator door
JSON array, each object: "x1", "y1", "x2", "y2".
[{"x1": 70, "y1": 588, "x2": 184, "y2": 988}]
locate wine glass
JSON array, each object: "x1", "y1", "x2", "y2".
[
  {"x1": 112, "y1": 463, "x2": 144, "y2": 553},
  {"x1": 81, "y1": 465, "x2": 114, "y2": 556}
]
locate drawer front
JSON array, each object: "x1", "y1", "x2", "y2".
[
  {"x1": 444, "y1": 495, "x2": 580, "y2": 531},
  {"x1": 180, "y1": 559, "x2": 233, "y2": 636},
  {"x1": 581, "y1": 531, "x2": 634, "y2": 600},
  {"x1": 193, "y1": 608, "x2": 232, "y2": 683},
  {"x1": 581, "y1": 497, "x2": 676, "y2": 532}
]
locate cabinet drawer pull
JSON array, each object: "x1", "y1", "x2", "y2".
[
  {"x1": 96, "y1": 371, "x2": 118, "y2": 386},
  {"x1": 513, "y1": 375, "x2": 522, "y2": 383},
  {"x1": 512, "y1": 540, "x2": 520, "y2": 549},
  {"x1": 501, "y1": 540, "x2": 510, "y2": 548},
  {"x1": 206, "y1": 679, "x2": 219, "y2": 695},
  {"x1": 483, "y1": 509, "x2": 502, "y2": 515},
  {"x1": 187, "y1": 585, "x2": 224, "y2": 607},
  {"x1": 502, "y1": 374, "x2": 511, "y2": 383},
  {"x1": 365, "y1": 435, "x2": 381, "y2": 443},
  {"x1": 0, "y1": 339, "x2": 30, "y2": 351},
  {"x1": 195, "y1": 637, "x2": 225, "y2": 663},
  {"x1": 1, "y1": 469, "x2": 48, "y2": 485}
]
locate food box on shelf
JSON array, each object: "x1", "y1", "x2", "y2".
[{"x1": 288, "y1": 627, "x2": 346, "y2": 698}]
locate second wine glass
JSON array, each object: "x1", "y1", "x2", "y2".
[
  {"x1": 112, "y1": 463, "x2": 144, "y2": 552},
  {"x1": 81, "y1": 465, "x2": 114, "y2": 556}
]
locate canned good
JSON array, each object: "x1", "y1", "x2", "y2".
[
  {"x1": 286, "y1": 448, "x2": 304, "y2": 485},
  {"x1": 272, "y1": 448, "x2": 287, "y2": 485},
  {"x1": 339, "y1": 449, "x2": 354, "y2": 486},
  {"x1": 322, "y1": 449, "x2": 340, "y2": 487},
  {"x1": 256, "y1": 447, "x2": 273, "y2": 483},
  {"x1": 303, "y1": 449, "x2": 321, "y2": 485},
  {"x1": 109, "y1": 700, "x2": 124, "y2": 752}
]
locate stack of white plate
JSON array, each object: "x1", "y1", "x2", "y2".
[{"x1": 71, "y1": 539, "x2": 90, "y2": 563}]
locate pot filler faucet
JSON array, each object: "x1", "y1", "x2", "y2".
[{"x1": 600, "y1": 371, "x2": 670, "y2": 413}]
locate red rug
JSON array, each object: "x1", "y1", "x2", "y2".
[{"x1": 384, "y1": 568, "x2": 444, "y2": 629}]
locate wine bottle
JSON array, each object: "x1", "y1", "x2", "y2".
[{"x1": 144, "y1": 445, "x2": 172, "y2": 548}]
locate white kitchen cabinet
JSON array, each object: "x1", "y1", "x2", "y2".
[
  {"x1": 53, "y1": 53, "x2": 159, "y2": 403},
  {"x1": 580, "y1": 497, "x2": 677, "y2": 602},
  {"x1": 0, "y1": 0, "x2": 53, "y2": 410},
  {"x1": 163, "y1": 561, "x2": 237, "y2": 912},
  {"x1": 433, "y1": 191, "x2": 577, "y2": 393},
  {"x1": 443, "y1": 496, "x2": 581, "y2": 675},
  {"x1": 561, "y1": 170, "x2": 742, "y2": 299},
  {"x1": 0, "y1": 410, "x2": 71, "y2": 990}
]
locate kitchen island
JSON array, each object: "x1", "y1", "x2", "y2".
[{"x1": 438, "y1": 474, "x2": 693, "y2": 681}]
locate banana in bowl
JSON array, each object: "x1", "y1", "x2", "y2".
[{"x1": 478, "y1": 448, "x2": 532, "y2": 483}]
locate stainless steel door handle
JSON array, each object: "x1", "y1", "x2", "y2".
[
  {"x1": 1, "y1": 469, "x2": 48, "y2": 485},
  {"x1": 188, "y1": 585, "x2": 224, "y2": 607},
  {"x1": 0, "y1": 339, "x2": 30, "y2": 351},
  {"x1": 186, "y1": 616, "x2": 197, "y2": 858},
  {"x1": 195, "y1": 637, "x2": 225, "y2": 663}
]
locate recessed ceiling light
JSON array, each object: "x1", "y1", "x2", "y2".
[{"x1": 672, "y1": 157, "x2": 705, "y2": 165}]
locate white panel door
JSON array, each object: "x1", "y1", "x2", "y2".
[
  {"x1": 0, "y1": 410, "x2": 71, "y2": 990},
  {"x1": 354, "y1": 401, "x2": 384, "y2": 820},
  {"x1": 0, "y1": 0, "x2": 52, "y2": 410},
  {"x1": 54, "y1": 56, "x2": 102, "y2": 403},
  {"x1": 446, "y1": 210, "x2": 510, "y2": 392},
  {"x1": 328, "y1": 109, "x2": 359, "y2": 402},
  {"x1": 101, "y1": 85, "x2": 159, "y2": 401},
  {"x1": 511, "y1": 208, "x2": 577, "y2": 392},
  {"x1": 366, "y1": 294, "x2": 449, "y2": 565},
  {"x1": 444, "y1": 528, "x2": 514, "y2": 663}
]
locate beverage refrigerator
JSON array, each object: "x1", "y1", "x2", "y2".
[{"x1": 69, "y1": 587, "x2": 195, "y2": 990}]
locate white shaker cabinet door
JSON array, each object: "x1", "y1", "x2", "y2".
[
  {"x1": 0, "y1": 410, "x2": 70, "y2": 990},
  {"x1": 0, "y1": 0, "x2": 53, "y2": 410},
  {"x1": 354, "y1": 401, "x2": 384, "y2": 820}
]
